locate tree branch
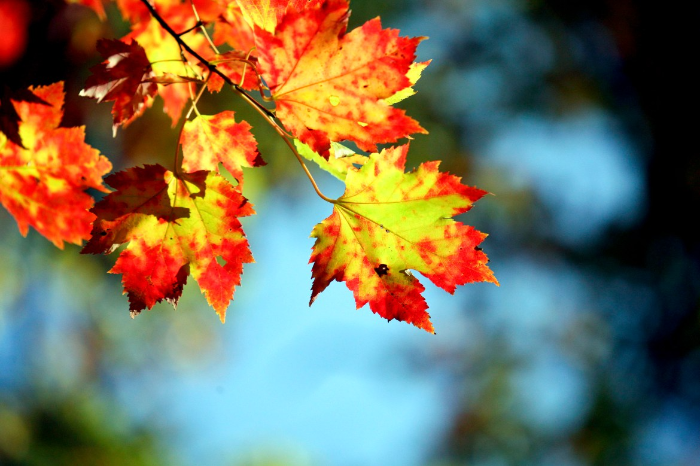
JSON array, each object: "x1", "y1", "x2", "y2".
[{"x1": 138, "y1": 0, "x2": 275, "y2": 120}]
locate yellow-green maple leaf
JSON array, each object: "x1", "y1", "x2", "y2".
[{"x1": 309, "y1": 145, "x2": 497, "y2": 333}]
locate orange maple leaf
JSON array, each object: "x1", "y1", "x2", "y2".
[
  {"x1": 180, "y1": 111, "x2": 265, "y2": 184},
  {"x1": 0, "y1": 82, "x2": 112, "y2": 248},
  {"x1": 256, "y1": 0, "x2": 426, "y2": 158},
  {"x1": 82, "y1": 165, "x2": 254, "y2": 321},
  {"x1": 309, "y1": 145, "x2": 497, "y2": 333}
]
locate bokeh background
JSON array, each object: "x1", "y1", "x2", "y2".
[{"x1": 1, "y1": 0, "x2": 699, "y2": 464}]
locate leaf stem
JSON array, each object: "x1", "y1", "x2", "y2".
[{"x1": 189, "y1": 0, "x2": 219, "y2": 54}]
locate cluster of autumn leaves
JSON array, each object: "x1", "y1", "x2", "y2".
[{"x1": 0, "y1": 0, "x2": 497, "y2": 333}]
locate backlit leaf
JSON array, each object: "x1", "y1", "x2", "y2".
[
  {"x1": 82, "y1": 164, "x2": 254, "y2": 321},
  {"x1": 0, "y1": 82, "x2": 112, "y2": 248},
  {"x1": 256, "y1": 0, "x2": 426, "y2": 158},
  {"x1": 309, "y1": 145, "x2": 497, "y2": 333},
  {"x1": 180, "y1": 111, "x2": 265, "y2": 184}
]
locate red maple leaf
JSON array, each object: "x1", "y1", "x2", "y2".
[
  {"x1": 0, "y1": 82, "x2": 112, "y2": 248},
  {"x1": 82, "y1": 165, "x2": 255, "y2": 321},
  {"x1": 256, "y1": 0, "x2": 426, "y2": 157}
]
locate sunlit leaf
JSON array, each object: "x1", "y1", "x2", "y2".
[
  {"x1": 82, "y1": 164, "x2": 254, "y2": 321},
  {"x1": 309, "y1": 145, "x2": 497, "y2": 333},
  {"x1": 0, "y1": 82, "x2": 112, "y2": 248}
]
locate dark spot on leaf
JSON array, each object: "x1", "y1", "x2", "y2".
[
  {"x1": 239, "y1": 198, "x2": 248, "y2": 208},
  {"x1": 374, "y1": 264, "x2": 389, "y2": 277},
  {"x1": 100, "y1": 231, "x2": 107, "y2": 236},
  {"x1": 475, "y1": 246, "x2": 482, "y2": 252}
]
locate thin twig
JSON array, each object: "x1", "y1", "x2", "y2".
[
  {"x1": 189, "y1": 0, "x2": 219, "y2": 54},
  {"x1": 233, "y1": 86, "x2": 335, "y2": 203},
  {"x1": 138, "y1": 0, "x2": 274, "y2": 120},
  {"x1": 177, "y1": 21, "x2": 203, "y2": 37}
]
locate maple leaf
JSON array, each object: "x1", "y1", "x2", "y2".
[
  {"x1": 0, "y1": 86, "x2": 50, "y2": 149},
  {"x1": 309, "y1": 145, "x2": 497, "y2": 333},
  {"x1": 256, "y1": 0, "x2": 426, "y2": 158},
  {"x1": 180, "y1": 111, "x2": 265, "y2": 184},
  {"x1": 0, "y1": 82, "x2": 112, "y2": 248},
  {"x1": 82, "y1": 164, "x2": 254, "y2": 321},
  {"x1": 80, "y1": 39, "x2": 159, "y2": 135}
]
